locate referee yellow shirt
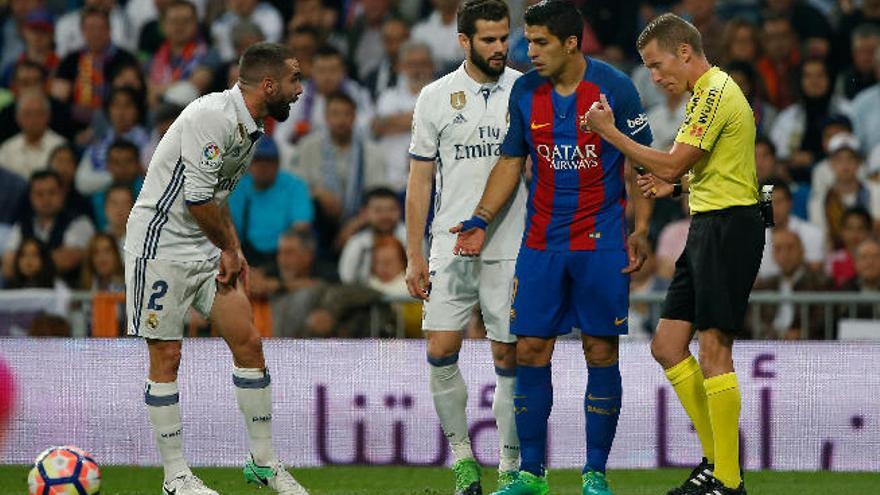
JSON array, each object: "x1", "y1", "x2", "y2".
[{"x1": 675, "y1": 66, "x2": 758, "y2": 214}]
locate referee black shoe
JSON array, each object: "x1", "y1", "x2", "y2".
[
  {"x1": 666, "y1": 458, "x2": 714, "y2": 495},
  {"x1": 697, "y1": 477, "x2": 747, "y2": 495}
]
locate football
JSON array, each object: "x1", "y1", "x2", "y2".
[{"x1": 27, "y1": 446, "x2": 101, "y2": 495}]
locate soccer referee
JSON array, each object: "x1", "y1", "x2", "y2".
[{"x1": 585, "y1": 13, "x2": 762, "y2": 495}]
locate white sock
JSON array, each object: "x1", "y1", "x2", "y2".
[
  {"x1": 145, "y1": 380, "x2": 191, "y2": 483},
  {"x1": 493, "y1": 367, "x2": 520, "y2": 472},
  {"x1": 233, "y1": 366, "x2": 277, "y2": 466},
  {"x1": 428, "y1": 355, "x2": 473, "y2": 462}
]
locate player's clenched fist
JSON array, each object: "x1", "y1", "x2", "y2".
[
  {"x1": 636, "y1": 173, "x2": 674, "y2": 199},
  {"x1": 405, "y1": 255, "x2": 431, "y2": 300}
]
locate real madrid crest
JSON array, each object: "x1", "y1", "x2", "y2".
[
  {"x1": 146, "y1": 312, "x2": 159, "y2": 330},
  {"x1": 578, "y1": 113, "x2": 592, "y2": 134},
  {"x1": 450, "y1": 91, "x2": 466, "y2": 110}
]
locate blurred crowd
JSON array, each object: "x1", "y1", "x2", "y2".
[{"x1": 0, "y1": 0, "x2": 879, "y2": 340}]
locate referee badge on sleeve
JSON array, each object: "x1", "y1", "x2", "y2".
[{"x1": 450, "y1": 91, "x2": 466, "y2": 110}]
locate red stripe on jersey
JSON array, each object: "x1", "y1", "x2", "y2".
[
  {"x1": 569, "y1": 81, "x2": 604, "y2": 250},
  {"x1": 525, "y1": 82, "x2": 555, "y2": 250}
]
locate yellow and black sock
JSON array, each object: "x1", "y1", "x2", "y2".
[
  {"x1": 705, "y1": 372, "x2": 742, "y2": 489},
  {"x1": 664, "y1": 355, "x2": 714, "y2": 463}
]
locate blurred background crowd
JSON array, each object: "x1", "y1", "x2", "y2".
[{"x1": 0, "y1": 0, "x2": 879, "y2": 340}]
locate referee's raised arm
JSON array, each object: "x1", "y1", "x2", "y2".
[{"x1": 587, "y1": 13, "x2": 763, "y2": 495}]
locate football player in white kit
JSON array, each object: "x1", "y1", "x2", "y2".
[
  {"x1": 124, "y1": 43, "x2": 308, "y2": 495},
  {"x1": 405, "y1": 1, "x2": 527, "y2": 493}
]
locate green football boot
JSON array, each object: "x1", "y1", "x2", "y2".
[
  {"x1": 452, "y1": 458, "x2": 482, "y2": 495},
  {"x1": 582, "y1": 470, "x2": 613, "y2": 495},
  {"x1": 489, "y1": 471, "x2": 549, "y2": 495},
  {"x1": 497, "y1": 470, "x2": 519, "y2": 490}
]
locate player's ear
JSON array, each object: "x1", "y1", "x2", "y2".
[
  {"x1": 565, "y1": 35, "x2": 579, "y2": 55},
  {"x1": 457, "y1": 33, "x2": 471, "y2": 52},
  {"x1": 678, "y1": 42, "x2": 691, "y2": 62}
]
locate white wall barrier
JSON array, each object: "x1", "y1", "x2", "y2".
[{"x1": 1, "y1": 339, "x2": 878, "y2": 471}]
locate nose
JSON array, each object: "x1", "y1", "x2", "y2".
[{"x1": 650, "y1": 69, "x2": 662, "y2": 85}]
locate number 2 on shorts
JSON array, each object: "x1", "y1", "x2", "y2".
[{"x1": 147, "y1": 280, "x2": 169, "y2": 310}]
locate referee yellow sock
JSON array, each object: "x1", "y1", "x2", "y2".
[
  {"x1": 664, "y1": 356, "x2": 714, "y2": 463},
  {"x1": 705, "y1": 372, "x2": 742, "y2": 489}
]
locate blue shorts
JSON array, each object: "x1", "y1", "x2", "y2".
[{"x1": 510, "y1": 247, "x2": 630, "y2": 338}]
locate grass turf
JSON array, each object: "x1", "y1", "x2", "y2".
[{"x1": 4, "y1": 465, "x2": 875, "y2": 494}]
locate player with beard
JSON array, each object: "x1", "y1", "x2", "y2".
[
  {"x1": 406, "y1": 1, "x2": 526, "y2": 493},
  {"x1": 124, "y1": 43, "x2": 309, "y2": 495}
]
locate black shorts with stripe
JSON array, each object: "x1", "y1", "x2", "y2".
[{"x1": 661, "y1": 204, "x2": 765, "y2": 335}]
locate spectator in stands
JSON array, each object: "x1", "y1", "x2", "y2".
[
  {"x1": 367, "y1": 235, "x2": 410, "y2": 299},
  {"x1": 6, "y1": 237, "x2": 58, "y2": 289},
  {"x1": 0, "y1": 89, "x2": 66, "y2": 180},
  {"x1": 764, "y1": 0, "x2": 833, "y2": 60},
  {"x1": 646, "y1": 88, "x2": 687, "y2": 152},
  {"x1": 810, "y1": 133, "x2": 880, "y2": 243},
  {"x1": 290, "y1": 91, "x2": 388, "y2": 227},
  {"x1": 228, "y1": 137, "x2": 314, "y2": 269},
  {"x1": 758, "y1": 178, "x2": 825, "y2": 278},
  {"x1": 679, "y1": 0, "x2": 724, "y2": 63},
  {"x1": 770, "y1": 58, "x2": 850, "y2": 183},
  {"x1": 373, "y1": 41, "x2": 434, "y2": 192},
  {"x1": 0, "y1": 8, "x2": 59, "y2": 87},
  {"x1": 835, "y1": 24, "x2": 880, "y2": 100},
  {"x1": 211, "y1": 0, "x2": 283, "y2": 62},
  {"x1": 89, "y1": 139, "x2": 144, "y2": 230},
  {"x1": 757, "y1": 14, "x2": 800, "y2": 110},
  {"x1": 78, "y1": 232, "x2": 124, "y2": 292},
  {"x1": 0, "y1": 0, "x2": 42, "y2": 68},
  {"x1": 412, "y1": 0, "x2": 463, "y2": 72},
  {"x1": 346, "y1": 0, "x2": 397, "y2": 81},
  {"x1": 363, "y1": 17, "x2": 411, "y2": 100},
  {"x1": 51, "y1": 6, "x2": 138, "y2": 130},
  {"x1": 839, "y1": 237, "x2": 880, "y2": 318},
  {"x1": 142, "y1": 102, "x2": 183, "y2": 166},
  {"x1": 827, "y1": 207, "x2": 873, "y2": 288},
  {"x1": 0, "y1": 168, "x2": 26, "y2": 230},
  {"x1": 720, "y1": 17, "x2": 760, "y2": 66},
  {"x1": 0, "y1": 61, "x2": 75, "y2": 142},
  {"x1": 726, "y1": 60, "x2": 777, "y2": 136},
  {"x1": 76, "y1": 87, "x2": 149, "y2": 195},
  {"x1": 268, "y1": 229, "x2": 391, "y2": 338},
  {"x1": 752, "y1": 229, "x2": 833, "y2": 339},
  {"x1": 835, "y1": 0, "x2": 880, "y2": 67},
  {"x1": 276, "y1": 45, "x2": 374, "y2": 147},
  {"x1": 287, "y1": 0, "x2": 337, "y2": 34},
  {"x1": 756, "y1": 136, "x2": 781, "y2": 182},
  {"x1": 2, "y1": 171, "x2": 95, "y2": 284},
  {"x1": 102, "y1": 183, "x2": 133, "y2": 251},
  {"x1": 55, "y1": 0, "x2": 136, "y2": 57},
  {"x1": 850, "y1": 45, "x2": 880, "y2": 155},
  {"x1": 146, "y1": 0, "x2": 215, "y2": 107},
  {"x1": 134, "y1": 0, "x2": 206, "y2": 55},
  {"x1": 211, "y1": 19, "x2": 264, "y2": 93},
  {"x1": 338, "y1": 187, "x2": 406, "y2": 284},
  {"x1": 47, "y1": 143, "x2": 93, "y2": 220},
  {"x1": 808, "y1": 115, "x2": 858, "y2": 207},
  {"x1": 286, "y1": 26, "x2": 321, "y2": 81}
]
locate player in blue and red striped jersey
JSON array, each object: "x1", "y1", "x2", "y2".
[{"x1": 450, "y1": 1, "x2": 653, "y2": 494}]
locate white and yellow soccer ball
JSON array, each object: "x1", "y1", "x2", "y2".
[{"x1": 28, "y1": 446, "x2": 101, "y2": 495}]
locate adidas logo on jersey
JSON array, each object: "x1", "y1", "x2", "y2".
[{"x1": 453, "y1": 113, "x2": 467, "y2": 124}]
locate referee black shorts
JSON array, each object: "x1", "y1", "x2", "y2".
[{"x1": 661, "y1": 204, "x2": 765, "y2": 335}]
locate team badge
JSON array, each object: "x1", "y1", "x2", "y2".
[
  {"x1": 450, "y1": 91, "x2": 466, "y2": 110},
  {"x1": 203, "y1": 142, "x2": 221, "y2": 161},
  {"x1": 146, "y1": 312, "x2": 159, "y2": 330},
  {"x1": 689, "y1": 125, "x2": 705, "y2": 138},
  {"x1": 578, "y1": 113, "x2": 592, "y2": 133}
]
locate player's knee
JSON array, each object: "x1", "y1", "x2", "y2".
[
  {"x1": 426, "y1": 332, "x2": 461, "y2": 359},
  {"x1": 650, "y1": 336, "x2": 681, "y2": 368},
  {"x1": 490, "y1": 342, "x2": 516, "y2": 369},
  {"x1": 516, "y1": 338, "x2": 552, "y2": 366},
  {"x1": 583, "y1": 337, "x2": 618, "y2": 366},
  {"x1": 149, "y1": 343, "x2": 182, "y2": 380}
]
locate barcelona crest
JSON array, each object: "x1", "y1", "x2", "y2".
[
  {"x1": 450, "y1": 91, "x2": 466, "y2": 110},
  {"x1": 578, "y1": 113, "x2": 592, "y2": 133}
]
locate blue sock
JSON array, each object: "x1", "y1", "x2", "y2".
[
  {"x1": 515, "y1": 364, "x2": 552, "y2": 477},
  {"x1": 584, "y1": 362, "x2": 622, "y2": 474}
]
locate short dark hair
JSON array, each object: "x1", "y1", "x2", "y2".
[
  {"x1": 313, "y1": 44, "x2": 344, "y2": 62},
  {"x1": 457, "y1": 0, "x2": 509, "y2": 38},
  {"x1": 325, "y1": 91, "x2": 356, "y2": 110},
  {"x1": 290, "y1": 25, "x2": 321, "y2": 43},
  {"x1": 843, "y1": 206, "x2": 873, "y2": 229},
  {"x1": 756, "y1": 135, "x2": 777, "y2": 156},
  {"x1": 239, "y1": 42, "x2": 294, "y2": 85},
  {"x1": 108, "y1": 138, "x2": 140, "y2": 159},
  {"x1": 105, "y1": 86, "x2": 145, "y2": 124},
  {"x1": 80, "y1": 5, "x2": 110, "y2": 26},
  {"x1": 524, "y1": 0, "x2": 583, "y2": 48},
  {"x1": 637, "y1": 13, "x2": 703, "y2": 56},
  {"x1": 362, "y1": 186, "x2": 399, "y2": 207},
  {"x1": 29, "y1": 169, "x2": 62, "y2": 188},
  {"x1": 162, "y1": 0, "x2": 197, "y2": 19},
  {"x1": 105, "y1": 182, "x2": 135, "y2": 206}
]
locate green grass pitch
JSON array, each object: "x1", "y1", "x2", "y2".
[{"x1": 3, "y1": 465, "x2": 876, "y2": 494}]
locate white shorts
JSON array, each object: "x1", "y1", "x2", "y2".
[
  {"x1": 422, "y1": 257, "x2": 517, "y2": 343},
  {"x1": 125, "y1": 253, "x2": 218, "y2": 340}
]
